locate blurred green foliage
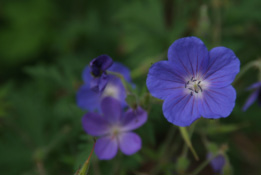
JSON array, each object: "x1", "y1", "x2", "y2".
[{"x1": 0, "y1": 0, "x2": 261, "y2": 174}]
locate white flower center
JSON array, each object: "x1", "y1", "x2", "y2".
[
  {"x1": 102, "y1": 83, "x2": 119, "y2": 99},
  {"x1": 185, "y1": 76, "x2": 208, "y2": 97}
]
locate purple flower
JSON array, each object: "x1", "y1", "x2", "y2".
[
  {"x1": 82, "y1": 97, "x2": 147, "y2": 160},
  {"x1": 77, "y1": 62, "x2": 132, "y2": 112},
  {"x1": 207, "y1": 153, "x2": 226, "y2": 174},
  {"x1": 146, "y1": 37, "x2": 240, "y2": 126},
  {"x1": 243, "y1": 82, "x2": 261, "y2": 111},
  {"x1": 89, "y1": 55, "x2": 113, "y2": 91}
]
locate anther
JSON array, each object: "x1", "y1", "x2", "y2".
[
  {"x1": 191, "y1": 77, "x2": 194, "y2": 81},
  {"x1": 198, "y1": 85, "x2": 202, "y2": 92},
  {"x1": 190, "y1": 92, "x2": 193, "y2": 96},
  {"x1": 188, "y1": 88, "x2": 193, "y2": 91},
  {"x1": 198, "y1": 81, "x2": 201, "y2": 85},
  {"x1": 195, "y1": 90, "x2": 198, "y2": 93}
]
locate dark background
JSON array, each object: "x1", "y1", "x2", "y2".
[{"x1": 0, "y1": 0, "x2": 261, "y2": 174}]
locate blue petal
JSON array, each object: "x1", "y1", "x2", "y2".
[
  {"x1": 246, "y1": 82, "x2": 261, "y2": 90},
  {"x1": 118, "y1": 132, "x2": 141, "y2": 155},
  {"x1": 162, "y1": 89, "x2": 201, "y2": 126},
  {"x1": 199, "y1": 86, "x2": 236, "y2": 118},
  {"x1": 82, "y1": 112, "x2": 110, "y2": 136},
  {"x1": 101, "y1": 97, "x2": 122, "y2": 123},
  {"x1": 95, "y1": 135, "x2": 118, "y2": 160},
  {"x1": 76, "y1": 84, "x2": 101, "y2": 112},
  {"x1": 168, "y1": 36, "x2": 209, "y2": 78},
  {"x1": 90, "y1": 54, "x2": 113, "y2": 72},
  {"x1": 82, "y1": 66, "x2": 92, "y2": 84},
  {"x1": 242, "y1": 90, "x2": 259, "y2": 111},
  {"x1": 121, "y1": 107, "x2": 148, "y2": 131},
  {"x1": 146, "y1": 61, "x2": 185, "y2": 100},
  {"x1": 203, "y1": 47, "x2": 240, "y2": 88},
  {"x1": 108, "y1": 62, "x2": 132, "y2": 82}
]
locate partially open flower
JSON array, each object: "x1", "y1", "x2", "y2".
[{"x1": 242, "y1": 82, "x2": 261, "y2": 111}]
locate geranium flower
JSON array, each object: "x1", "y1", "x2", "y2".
[
  {"x1": 146, "y1": 37, "x2": 240, "y2": 126},
  {"x1": 82, "y1": 97, "x2": 147, "y2": 160},
  {"x1": 77, "y1": 62, "x2": 132, "y2": 112},
  {"x1": 207, "y1": 153, "x2": 226, "y2": 174},
  {"x1": 89, "y1": 55, "x2": 113, "y2": 91},
  {"x1": 243, "y1": 82, "x2": 261, "y2": 111}
]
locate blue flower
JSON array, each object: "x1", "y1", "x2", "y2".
[
  {"x1": 89, "y1": 55, "x2": 113, "y2": 91},
  {"x1": 77, "y1": 62, "x2": 132, "y2": 112},
  {"x1": 242, "y1": 82, "x2": 261, "y2": 111},
  {"x1": 146, "y1": 37, "x2": 240, "y2": 126},
  {"x1": 82, "y1": 97, "x2": 147, "y2": 160},
  {"x1": 207, "y1": 153, "x2": 226, "y2": 174}
]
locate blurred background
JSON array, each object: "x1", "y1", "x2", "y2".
[{"x1": 0, "y1": 0, "x2": 261, "y2": 174}]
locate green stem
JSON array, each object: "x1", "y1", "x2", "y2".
[
  {"x1": 179, "y1": 127, "x2": 199, "y2": 161},
  {"x1": 234, "y1": 61, "x2": 257, "y2": 83},
  {"x1": 189, "y1": 154, "x2": 219, "y2": 175},
  {"x1": 181, "y1": 121, "x2": 197, "y2": 157}
]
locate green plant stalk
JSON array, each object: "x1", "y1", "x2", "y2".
[
  {"x1": 179, "y1": 127, "x2": 199, "y2": 161},
  {"x1": 189, "y1": 154, "x2": 218, "y2": 175},
  {"x1": 77, "y1": 140, "x2": 96, "y2": 175},
  {"x1": 233, "y1": 61, "x2": 257, "y2": 83}
]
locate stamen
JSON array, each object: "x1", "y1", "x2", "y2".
[
  {"x1": 188, "y1": 88, "x2": 193, "y2": 91},
  {"x1": 195, "y1": 90, "x2": 198, "y2": 93},
  {"x1": 198, "y1": 85, "x2": 202, "y2": 92},
  {"x1": 198, "y1": 81, "x2": 201, "y2": 85},
  {"x1": 191, "y1": 77, "x2": 194, "y2": 81},
  {"x1": 190, "y1": 92, "x2": 193, "y2": 96}
]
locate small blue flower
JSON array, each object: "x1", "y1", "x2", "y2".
[
  {"x1": 207, "y1": 153, "x2": 226, "y2": 174},
  {"x1": 89, "y1": 55, "x2": 113, "y2": 91},
  {"x1": 82, "y1": 97, "x2": 147, "y2": 160},
  {"x1": 146, "y1": 37, "x2": 240, "y2": 126},
  {"x1": 243, "y1": 82, "x2": 261, "y2": 111},
  {"x1": 77, "y1": 62, "x2": 133, "y2": 112}
]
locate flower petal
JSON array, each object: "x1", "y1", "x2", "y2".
[
  {"x1": 118, "y1": 132, "x2": 141, "y2": 155},
  {"x1": 242, "y1": 90, "x2": 259, "y2": 111},
  {"x1": 76, "y1": 85, "x2": 101, "y2": 112},
  {"x1": 168, "y1": 36, "x2": 209, "y2": 77},
  {"x1": 246, "y1": 82, "x2": 261, "y2": 90},
  {"x1": 199, "y1": 86, "x2": 236, "y2": 118},
  {"x1": 95, "y1": 135, "x2": 118, "y2": 160},
  {"x1": 82, "y1": 66, "x2": 92, "y2": 84},
  {"x1": 82, "y1": 113, "x2": 110, "y2": 136},
  {"x1": 203, "y1": 47, "x2": 240, "y2": 88},
  {"x1": 108, "y1": 62, "x2": 132, "y2": 82},
  {"x1": 121, "y1": 107, "x2": 148, "y2": 131},
  {"x1": 146, "y1": 61, "x2": 185, "y2": 100},
  {"x1": 162, "y1": 89, "x2": 201, "y2": 126},
  {"x1": 90, "y1": 55, "x2": 113, "y2": 72},
  {"x1": 101, "y1": 97, "x2": 122, "y2": 123}
]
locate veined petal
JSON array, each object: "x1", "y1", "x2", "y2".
[
  {"x1": 199, "y1": 86, "x2": 236, "y2": 118},
  {"x1": 118, "y1": 132, "x2": 141, "y2": 155},
  {"x1": 95, "y1": 135, "x2": 118, "y2": 160},
  {"x1": 146, "y1": 61, "x2": 185, "y2": 100},
  {"x1": 203, "y1": 47, "x2": 240, "y2": 88},
  {"x1": 101, "y1": 97, "x2": 122, "y2": 123},
  {"x1": 76, "y1": 85, "x2": 101, "y2": 112},
  {"x1": 121, "y1": 107, "x2": 148, "y2": 131},
  {"x1": 243, "y1": 90, "x2": 259, "y2": 111},
  {"x1": 162, "y1": 89, "x2": 201, "y2": 126},
  {"x1": 82, "y1": 113, "x2": 110, "y2": 136},
  {"x1": 168, "y1": 36, "x2": 209, "y2": 77}
]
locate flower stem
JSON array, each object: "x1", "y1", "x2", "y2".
[
  {"x1": 77, "y1": 139, "x2": 96, "y2": 175},
  {"x1": 234, "y1": 60, "x2": 258, "y2": 83},
  {"x1": 189, "y1": 155, "x2": 217, "y2": 175},
  {"x1": 179, "y1": 127, "x2": 199, "y2": 161}
]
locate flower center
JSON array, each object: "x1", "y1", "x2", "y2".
[
  {"x1": 110, "y1": 125, "x2": 121, "y2": 139},
  {"x1": 185, "y1": 77, "x2": 203, "y2": 96},
  {"x1": 102, "y1": 83, "x2": 119, "y2": 99}
]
